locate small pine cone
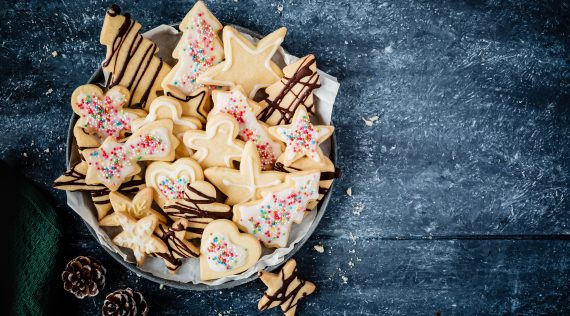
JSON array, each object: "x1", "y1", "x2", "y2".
[
  {"x1": 62, "y1": 256, "x2": 106, "y2": 299},
  {"x1": 102, "y1": 288, "x2": 148, "y2": 316}
]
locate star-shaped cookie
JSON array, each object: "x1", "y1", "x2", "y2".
[
  {"x1": 113, "y1": 213, "x2": 168, "y2": 267},
  {"x1": 183, "y1": 113, "x2": 245, "y2": 169},
  {"x1": 198, "y1": 26, "x2": 287, "y2": 98},
  {"x1": 99, "y1": 187, "x2": 165, "y2": 227},
  {"x1": 204, "y1": 141, "x2": 285, "y2": 205},
  {"x1": 152, "y1": 218, "x2": 200, "y2": 273},
  {"x1": 258, "y1": 259, "x2": 316, "y2": 316},
  {"x1": 268, "y1": 107, "x2": 333, "y2": 167}
]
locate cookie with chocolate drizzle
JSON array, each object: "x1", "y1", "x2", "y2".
[
  {"x1": 152, "y1": 218, "x2": 200, "y2": 273},
  {"x1": 258, "y1": 259, "x2": 316, "y2": 316}
]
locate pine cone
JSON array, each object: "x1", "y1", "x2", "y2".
[
  {"x1": 102, "y1": 288, "x2": 148, "y2": 316},
  {"x1": 62, "y1": 256, "x2": 106, "y2": 299}
]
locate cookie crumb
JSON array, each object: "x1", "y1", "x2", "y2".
[
  {"x1": 344, "y1": 40, "x2": 349, "y2": 45},
  {"x1": 352, "y1": 201, "x2": 364, "y2": 216},
  {"x1": 348, "y1": 260, "x2": 354, "y2": 268},
  {"x1": 341, "y1": 276, "x2": 348, "y2": 284},
  {"x1": 362, "y1": 117, "x2": 373, "y2": 126},
  {"x1": 45, "y1": 88, "x2": 53, "y2": 95},
  {"x1": 346, "y1": 187, "x2": 352, "y2": 196},
  {"x1": 44, "y1": 148, "x2": 50, "y2": 153},
  {"x1": 159, "y1": 284, "x2": 164, "y2": 290},
  {"x1": 384, "y1": 45, "x2": 394, "y2": 54},
  {"x1": 23, "y1": 152, "x2": 28, "y2": 157},
  {"x1": 276, "y1": 4, "x2": 283, "y2": 12},
  {"x1": 369, "y1": 115, "x2": 379, "y2": 122},
  {"x1": 51, "y1": 50, "x2": 59, "y2": 57},
  {"x1": 363, "y1": 115, "x2": 380, "y2": 126},
  {"x1": 313, "y1": 244, "x2": 324, "y2": 253},
  {"x1": 349, "y1": 249, "x2": 355, "y2": 253}
]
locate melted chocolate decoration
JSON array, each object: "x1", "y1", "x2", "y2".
[
  {"x1": 320, "y1": 168, "x2": 341, "y2": 180},
  {"x1": 102, "y1": 6, "x2": 166, "y2": 109},
  {"x1": 165, "y1": 184, "x2": 232, "y2": 220},
  {"x1": 152, "y1": 222, "x2": 199, "y2": 271},
  {"x1": 258, "y1": 56, "x2": 321, "y2": 125},
  {"x1": 259, "y1": 268, "x2": 307, "y2": 312}
]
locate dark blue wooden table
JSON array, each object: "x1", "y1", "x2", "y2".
[{"x1": 1, "y1": 0, "x2": 570, "y2": 314}]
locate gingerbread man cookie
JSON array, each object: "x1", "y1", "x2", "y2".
[
  {"x1": 100, "y1": 4, "x2": 171, "y2": 110},
  {"x1": 210, "y1": 86, "x2": 282, "y2": 170},
  {"x1": 204, "y1": 141, "x2": 285, "y2": 205},
  {"x1": 258, "y1": 259, "x2": 316, "y2": 316},
  {"x1": 152, "y1": 218, "x2": 200, "y2": 274},
  {"x1": 162, "y1": 0, "x2": 224, "y2": 123},
  {"x1": 145, "y1": 157, "x2": 204, "y2": 208},
  {"x1": 163, "y1": 180, "x2": 233, "y2": 240},
  {"x1": 258, "y1": 54, "x2": 321, "y2": 125},
  {"x1": 183, "y1": 113, "x2": 244, "y2": 169},
  {"x1": 113, "y1": 213, "x2": 168, "y2": 267},
  {"x1": 200, "y1": 219, "x2": 261, "y2": 280},
  {"x1": 198, "y1": 26, "x2": 287, "y2": 98},
  {"x1": 233, "y1": 170, "x2": 320, "y2": 248}
]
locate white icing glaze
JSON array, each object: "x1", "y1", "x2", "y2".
[
  {"x1": 205, "y1": 232, "x2": 247, "y2": 272},
  {"x1": 237, "y1": 171, "x2": 320, "y2": 247},
  {"x1": 125, "y1": 127, "x2": 173, "y2": 160},
  {"x1": 87, "y1": 140, "x2": 136, "y2": 188}
]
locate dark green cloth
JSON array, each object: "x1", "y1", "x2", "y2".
[{"x1": 2, "y1": 161, "x2": 62, "y2": 315}]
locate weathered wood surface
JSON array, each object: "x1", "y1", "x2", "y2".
[{"x1": 1, "y1": 0, "x2": 569, "y2": 314}]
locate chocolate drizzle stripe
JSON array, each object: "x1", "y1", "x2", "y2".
[
  {"x1": 258, "y1": 56, "x2": 321, "y2": 125},
  {"x1": 152, "y1": 223, "x2": 199, "y2": 271},
  {"x1": 260, "y1": 268, "x2": 307, "y2": 312}
]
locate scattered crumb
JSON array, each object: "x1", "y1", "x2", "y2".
[
  {"x1": 159, "y1": 284, "x2": 164, "y2": 290},
  {"x1": 349, "y1": 249, "x2": 355, "y2": 254},
  {"x1": 356, "y1": 257, "x2": 362, "y2": 262},
  {"x1": 348, "y1": 260, "x2": 354, "y2": 268},
  {"x1": 352, "y1": 201, "x2": 364, "y2": 216},
  {"x1": 23, "y1": 152, "x2": 28, "y2": 157},
  {"x1": 369, "y1": 115, "x2": 379, "y2": 122},
  {"x1": 313, "y1": 244, "x2": 324, "y2": 253},
  {"x1": 384, "y1": 45, "x2": 394, "y2": 54},
  {"x1": 362, "y1": 117, "x2": 373, "y2": 126},
  {"x1": 276, "y1": 4, "x2": 283, "y2": 12},
  {"x1": 346, "y1": 187, "x2": 352, "y2": 196},
  {"x1": 344, "y1": 40, "x2": 349, "y2": 45},
  {"x1": 51, "y1": 50, "x2": 59, "y2": 57},
  {"x1": 341, "y1": 276, "x2": 348, "y2": 284},
  {"x1": 45, "y1": 88, "x2": 53, "y2": 95},
  {"x1": 363, "y1": 115, "x2": 381, "y2": 126},
  {"x1": 31, "y1": 140, "x2": 34, "y2": 146},
  {"x1": 349, "y1": 232, "x2": 358, "y2": 244},
  {"x1": 44, "y1": 148, "x2": 50, "y2": 153}
]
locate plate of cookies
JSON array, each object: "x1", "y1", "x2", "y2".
[{"x1": 54, "y1": 1, "x2": 340, "y2": 290}]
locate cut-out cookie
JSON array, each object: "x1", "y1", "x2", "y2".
[
  {"x1": 132, "y1": 96, "x2": 202, "y2": 157},
  {"x1": 152, "y1": 218, "x2": 200, "y2": 274},
  {"x1": 99, "y1": 188, "x2": 165, "y2": 227},
  {"x1": 163, "y1": 180, "x2": 233, "y2": 240},
  {"x1": 84, "y1": 120, "x2": 179, "y2": 191},
  {"x1": 162, "y1": 0, "x2": 224, "y2": 123},
  {"x1": 198, "y1": 26, "x2": 287, "y2": 98},
  {"x1": 183, "y1": 113, "x2": 244, "y2": 169},
  {"x1": 204, "y1": 141, "x2": 285, "y2": 205},
  {"x1": 100, "y1": 4, "x2": 171, "y2": 110},
  {"x1": 268, "y1": 107, "x2": 333, "y2": 167},
  {"x1": 233, "y1": 170, "x2": 320, "y2": 248},
  {"x1": 53, "y1": 161, "x2": 145, "y2": 219},
  {"x1": 71, "y1": 84, "x2": 144, "y2": 147},
  {"x1": 145, "y1": 158, "x2": 204, "y2": 208},
  {"x1": 210, "y1": 86, "x2": 282, "y2": 170},
  {"x1": 258, "y1": 259, "x2": 316, "y2": 316},
  {"x1": 200, "y1": 219, "x2": 261, "y2": 281},
  {"x1": 113, "y1": 213, "x2": 168, "y2": 267},
  {"x1": 258, "y1": 54, "x2": 321, "y2": 125}
]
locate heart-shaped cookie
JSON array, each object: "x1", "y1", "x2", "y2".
[
  {"x1": 145, "y1": 158, "x2": 204, "y2": 208},
  {"x1": 200, "y1": 219, "x2": 261, "y2": 281}
]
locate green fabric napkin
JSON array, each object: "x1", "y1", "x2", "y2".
[{"x1": 2, "y1": 161, "x2": 62, "y2": 316}]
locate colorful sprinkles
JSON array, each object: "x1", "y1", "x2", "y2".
[
  {"x1": 158, "y1": 175, "x2": 190, "y2": 201},
  {"x1": 279, "y1": 113, "x2": 320, "y2": 161},
  {"x1": 173, "y1": 12, "x2": 221, "y2": 93},
  {"x1": 206, "y1": 233, "x2": 245, "y2": 271},
  {"x1": 77, "y1": 93, "x2": 133, "y2": 140}
]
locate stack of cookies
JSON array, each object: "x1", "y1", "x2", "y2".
[{"x1": 54, "y1": 1, "x2": 337, "y2": 282}]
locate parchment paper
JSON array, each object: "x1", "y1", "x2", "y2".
[{"x1": 66, "y1": 24, "x2": 339, "y2": 285}]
